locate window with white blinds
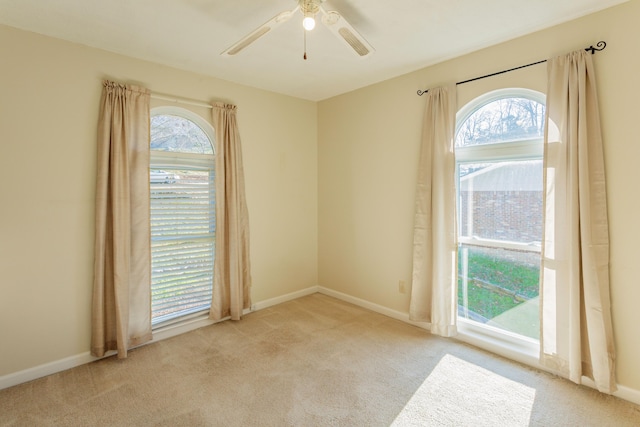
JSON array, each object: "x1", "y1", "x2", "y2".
[{"x1": 150, "y1": 108, "x2": 215, "y2": 327}]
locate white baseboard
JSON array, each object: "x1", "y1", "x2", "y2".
[
  {"x1": 0, "y1": 286, "x2": 319, "y2": 391},
  {"x1": 579, "y1": 377, "x2": 640, "y2": 405},
  {"x1": 615, "y1": 384, "x2": 640, "y2": 406},
  {"x1": 252, "y1": 286, "x2": 319, "y2": 311},
  {"x1": 317, "y1": 286, "x2": 430, "y2": 331},
  {"x1": 0, "y1": 351, "x2": 107, "y2": 391}
]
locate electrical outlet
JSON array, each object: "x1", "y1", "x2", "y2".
[{"x1": 398, "y1": 280, "x2": 406, "y2": 294}]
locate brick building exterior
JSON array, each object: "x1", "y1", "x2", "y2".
[{"x1": 459, "y1": 160, "x2": 543, "y2": 242}]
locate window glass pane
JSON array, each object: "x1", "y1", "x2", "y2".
[
  {"x1": 151, "y1": 239, "x2": 214, "y2": 324},
  {"x1": 458, "y1": 244, "x2": 540, "y2": 339},
  {"x1": 459, "y1": 160, "x2": 543, "y2": 242},
  {"x1": 151, "y1": 114, "x2": 214, "y2": 154},
  {"x1": 455, "y1": 98, "x2": 545, "y2": 147},
  {"x1": 150, "y1": 167, "x2": 215, "y2": 325},
  {"x1": 150, "y1": 169, "x2": 215, "y2": 238}
]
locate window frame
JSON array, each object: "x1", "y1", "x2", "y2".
[
  {"x1": 149, "y1": 106, "x2": 216, "y2": 329},
  {"x1": 454, "y1": 88, "x2": 545, "y2": 356}
]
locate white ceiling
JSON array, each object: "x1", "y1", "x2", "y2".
[{"x1": 0, "y1": 0, "x2": 627, "y2": 101}]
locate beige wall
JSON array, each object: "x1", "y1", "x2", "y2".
[
  {"x1": 318, "y1": 1, "x2": 640, "y2": 392},
  {"x1": 0, "y1": 25, "x2": 318, "y2": 376}
]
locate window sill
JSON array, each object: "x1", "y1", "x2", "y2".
[
  {"x1": 151, "y1": 313, "x2": 217, "y2": 343},
  {"x1": 455, "y1": 318, "x2": 543, "y2": 370}
]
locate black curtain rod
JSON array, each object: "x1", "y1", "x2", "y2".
[{"x1": 417, "y1": 41, "x2": 607, "y2": 96}]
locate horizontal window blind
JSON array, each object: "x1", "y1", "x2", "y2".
[{"x1": 150, "y1": 166, "x2": 215, "y2": 326}]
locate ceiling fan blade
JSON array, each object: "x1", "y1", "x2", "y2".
[
  {"x1": 221, "y1": 6, "x2": 300, "y2": 56},
  {"x1": 320, "y1": 7, "x2": 374, "y2": 58}
]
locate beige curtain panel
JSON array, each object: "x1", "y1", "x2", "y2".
[
  {"x1": 91, "y1": 81, "x2": 152, "y2": 358},
  {"x1": 210, "y1": 102, "x2": 252, "y2": 321},
  {"x1": 540, "y1": 50, "x2": 616, "y2": 393},
  {"x1": 409, "y1": 85, "x2": 458, "y2": 337}
]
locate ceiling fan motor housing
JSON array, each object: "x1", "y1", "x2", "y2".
[{"x1": 300, "y1": 0, "x2": 322, "y2": 15}]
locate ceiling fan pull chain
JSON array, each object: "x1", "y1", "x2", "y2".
[{"x1": 303, "y1": 27, "x2": 308, "y2": 60}]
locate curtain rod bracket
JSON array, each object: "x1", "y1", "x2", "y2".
[{"x1": 417, "y1": 40, "x2": 607, "y2": 96}]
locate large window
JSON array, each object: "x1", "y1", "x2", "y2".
[
  {"x1": 455, "y1": 89, "x2": 544, "y2": 341},
  {"x1": 150, "y1": 107, "x2": 215, "y2": 327}
]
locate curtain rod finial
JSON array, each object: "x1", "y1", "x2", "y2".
[{"x1": 585, "y1": 41, "x2": 606, "y2": 54}]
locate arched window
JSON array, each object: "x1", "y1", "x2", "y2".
[
  {"x1": 455, "y1": 89, "x2": 544, "y2": 341},
  {"x1": 150, "y1": 107, "x2": 215, "y2": 327}
]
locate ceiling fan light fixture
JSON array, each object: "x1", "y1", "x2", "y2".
[{"x1": 302, "y1": 14, "x2": 316, "y2": 31}]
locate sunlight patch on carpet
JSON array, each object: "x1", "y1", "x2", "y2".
[{"x1": 392, "y1": 354, "x2": 536, "y2": 426}]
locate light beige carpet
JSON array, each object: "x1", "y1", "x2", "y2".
[{"x1": 1, "y1": 293, "x2": 639, "y2": 426}]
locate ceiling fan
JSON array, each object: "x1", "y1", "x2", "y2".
[{"x1": 221, "y1": 0, "x2": 374, "y2": 59}]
